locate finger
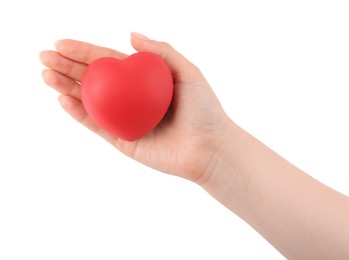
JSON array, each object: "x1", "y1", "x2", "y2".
[
  {"x1": 42, "y1": 69, "x2": 81, "y2": 100},
  {"x1": 58, "y1": 95, "x2": 117, "y2": 145},
  {"x1": 40, "y1": 50, "x2": 86, "y2": 82},
  {"x1": 55, "y1": 39, "x2": 128, "y2": 64},
  {"x1": 130, "y1": 32, "x2": 198, "y2": 77}
]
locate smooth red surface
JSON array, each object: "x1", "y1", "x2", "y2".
[{"x1": 81, "y1": 52, "x2": 173, "y2": 141}]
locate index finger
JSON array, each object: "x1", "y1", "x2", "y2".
[{"x1": 55, "y1": 39, "x2": 128, "y2": 64}]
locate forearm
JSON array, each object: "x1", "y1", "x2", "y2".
[{"x1": 200, "y1": 118, "x2": 349, "y2": 259}]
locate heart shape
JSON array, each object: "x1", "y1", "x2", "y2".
[{"x1": 81, "y1": 52, "x2": 173, "y2": 141}]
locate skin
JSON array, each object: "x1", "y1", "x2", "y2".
[{"x1": 40, "y1": 33, "x2": 349, "y2": 259}]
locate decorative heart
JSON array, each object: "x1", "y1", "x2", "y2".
[{"x1": 81, "y1": 52, "x2": 173, "y2": 141}]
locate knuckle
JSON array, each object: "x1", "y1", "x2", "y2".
[{"x1": 158, "y1": 41, "x2": 172, "y2": 50}]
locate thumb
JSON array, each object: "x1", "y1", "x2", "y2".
[{"x1": 130, "y1": 32, "x2": 195, "y2": 74}]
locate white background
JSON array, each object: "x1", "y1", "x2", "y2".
[{"x1": 0, "y1": 0, "x2": 348, "y2": 259}]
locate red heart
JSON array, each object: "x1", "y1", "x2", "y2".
[{"x1": 81, "y1": 52, "x2": 173, "y2": 141}]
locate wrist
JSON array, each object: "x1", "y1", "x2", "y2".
[{"x1": 196, "y1": 117, "x2": 243, "y2": 198}]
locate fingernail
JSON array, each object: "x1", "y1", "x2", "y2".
[
  {"x1": 39, "y1": 51, "x2": 47, "y2": 63},
  {"x1": 38, "y1": 50, "x2": 44, "y2": 59},
  {"x1": 58, "y1": 95, "x2": 67, "y2": 107},
  {"x1": 55, "y1": 40, "x2": 61, "y2": 50},
  {"x1": 41, "y1": 69, "x2": 48, "y2": 78},
  {"x1": 130, "y1": 32, "x2": 150, "y2": 40}
]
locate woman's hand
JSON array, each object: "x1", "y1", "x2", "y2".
[{"x1": 40, "y1": 33, "x2": 230, "y2": 183}]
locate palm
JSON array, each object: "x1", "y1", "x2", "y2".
[{"x1": 41, "y1": 39, "x2": 227, "y2": 182}]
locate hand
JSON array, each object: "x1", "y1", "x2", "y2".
[
  {"x1": 40, "y1": 33, "x2": 230, "y2": 183},
  {"x1": 40, "y1": 33, "x2": 349, "y2": 259}
]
